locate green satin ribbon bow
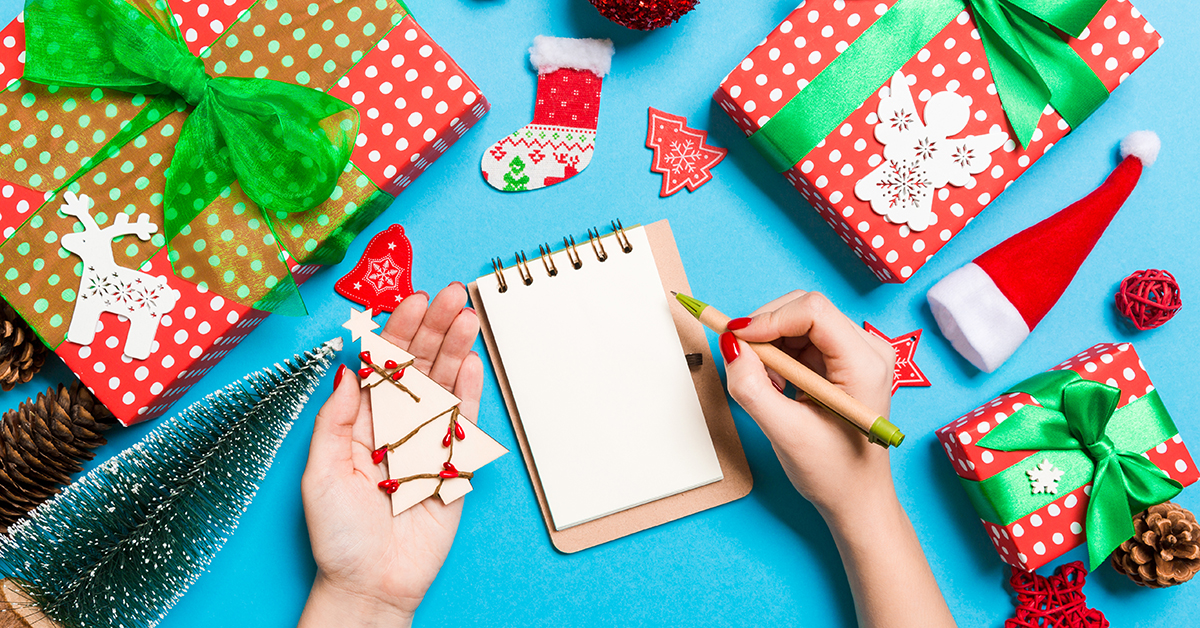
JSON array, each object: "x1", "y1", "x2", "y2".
[
  {"x1": 975, "y1": 370, "x2": 1182, "y2": 570},
  {"x1": 22, "y1": 0, "x2": 360, "y2": 314},
  {"x1": 749, "y1": 0, "x2": 1110, "y2": 173}
]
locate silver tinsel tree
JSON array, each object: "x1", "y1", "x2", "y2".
[{"x1": 0, "y1": 339, "x2": 340, "y2": 628}]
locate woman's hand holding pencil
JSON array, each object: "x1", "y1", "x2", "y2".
[{"x1": 697, "y1": 289, "x2": 957, "y2": 628}]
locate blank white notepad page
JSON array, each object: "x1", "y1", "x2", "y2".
[{"x1": 477, "y1": 226, "x2": 723, "y2": 530}]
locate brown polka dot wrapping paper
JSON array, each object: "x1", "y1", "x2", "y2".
[
  {"x1": 713, "y1": 0, "x2": 1161, "y2": 284},
  {"x1": 936, "y1": 342, "x2": 1199, "y2": 572},
  {"x1": 0, "y1": 0, "x2": 489, "y2": 425}
]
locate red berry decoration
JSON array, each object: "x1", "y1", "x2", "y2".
[
  {"x1": 1115, "y1": 269, "x2": 1182, "y2": 330},
  {"x1": 384, "y1": 359, "x2": 398, "y2": 369},
  {"x1": 454, "y1": 422, "x2": 466, "y2": 441},
  {"x1": 371, "y1": 447, "x2": 388, "y2": 464},
  {"x1": 588, "y1": 0, "x2": 698, "y2": 31},
  {"x1": 357, "y1": 367, "x2": 374, "y2": 379},
  {"x1": 378, "y1": 479, "x2": 400, "y2": 494},
  {"x1": 359, "y1": 351, "x2": 372, "y2": 364},
  {"x1": 391, "y1": 367, "x2": 406, "y2": 381},
  {"x1": 442, "y1": 432, "x2": 453, "y2": 447}
]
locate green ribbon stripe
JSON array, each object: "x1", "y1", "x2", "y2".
[
  {"x1": 749, "y1": 0, "x2": 1111, "y2": 173},
  {"x1": 962, "y1": 370, "x2": 1182, "y2": 570},
  {"x1": 17, "y1": 0, "x2": 408, "y2": 314}
]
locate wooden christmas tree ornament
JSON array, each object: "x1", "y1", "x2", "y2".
[{"x1": 343, "y1": 308, "x2": 508, "y2": 515}]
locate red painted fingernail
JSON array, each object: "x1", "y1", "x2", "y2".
[
  {"x1": 371, "y1": 447, "x2": 388, "y2": 464},
  {"x1": 719, "y1": 332, "x2": 741, "y2": 363},
  {"x1": 378, "y1": 479, "x2": 400, "y2": 494},
  {"x1": 463, "y1": 306, "x2": 476, "y2": 315},
  {"x1": 450, "y1": 281, "x2": 466, "y2": 290},
  {"x1": 384, "y1": 359, "x2": 398, "y2": 369},
  {"x1": 772, "y1": 380, "x2": 784, "y2": 393},
  {"x1": 727, "y1": 317, "x2": 752, "y2": 331},
  {"x1": 333, "y1": 364, "x2": 346, "y2": 388},
  {"x1": 359, "y1": 351, "x2": 371, "y2": 364},
  {"x1": 358, "y1": 367, "x2": 373, "y2": 379},
  {"x1": 454, "y1": 422, "x2": 466, "y2": 440},
  {"x1": 414, "y1": 290, "x2": 429, "y2": 300}
]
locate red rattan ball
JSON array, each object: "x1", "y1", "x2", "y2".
[
  {"x1": 1115, "y1": 269, "x2": 1182, "y2": 331},
  {"x1": 588, "y1": 0, "x2": 699, "y2": 31}
]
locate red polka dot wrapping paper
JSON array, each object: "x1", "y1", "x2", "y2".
[
  {"x1": 713, "y1": 0, "x2": 1161, "y2": 283},
  {"x1": 936, "y1": 342, "x2": 1198, "y2": 572},
  {"x1": 0, "y1": 0, "x2": 488, "y2": 425}
]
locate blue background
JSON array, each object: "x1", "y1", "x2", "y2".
[{"x1": 0, "y1": 0, "x2": 1197, "y2": 626}]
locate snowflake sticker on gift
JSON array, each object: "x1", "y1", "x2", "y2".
[
  {"x1": 1027, "y1": 459, "x2": 1064, "y2": 495},
  {"x1": 854, "y1": 71, "x2": 1007, "y2": 231}
]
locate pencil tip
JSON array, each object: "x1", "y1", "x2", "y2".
[{"x1": 670, "y1": 291, "x2": 678, "y2": 296}]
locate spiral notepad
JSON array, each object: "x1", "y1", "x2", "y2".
[{"x1": 471, "y1": 220, "x2": 751, "y2": 551}]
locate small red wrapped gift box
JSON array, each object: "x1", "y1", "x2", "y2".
[
  {"x1": 0, "y1": 0, "x2": 487, "y2": 425},
  {"x1": 714, "y1": 0, "x2": 1160, "y2": 283},
  {"x1": 937, "y1": 342, "x2": 1197, "y2": 572}
]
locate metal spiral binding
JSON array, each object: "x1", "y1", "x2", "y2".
[
  {"x1": 587, "y1": 227, "x2": 608, "y2": 262},
  {"x1": 491, "y1": 257, "x2": 508, "y2": 293},
  {"x1": 514, "y1": 251, "x2": 533, "y2": 286},
  {"x1": 563, "y1": 235, "x2": 583, "y2": 270},
  {"x1": 493, "y1": 221, "x2": 634, "y2": 292},
  {"x1": 611, "y1": 219, "x2": 633, "y2": 253},
  {"x1": 538, "y1": 243, "x2": 558, "y2": 277}
]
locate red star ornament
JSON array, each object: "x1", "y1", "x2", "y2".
[
  {"x1": 335, "y1": 224, "x2": 414, "y2": 313},
  {"x1": 864, "y1": 322, "x2": 931, "y2": 394},
  {"x1": 646, "y1": 107, "x2": 727, "y2": 197}
]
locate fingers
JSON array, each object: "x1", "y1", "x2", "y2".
[
  {"x1": 721, "y1": 333, "x2": 802, "y2": 440},
  {"x1": 381, "y1": 291, "x2": 429, "y2": 352},
  {"x1": 306, "y1": 366, "x2": 362, "y2": 478},
  {"x1": 453, "y1": 351, "x2": 485, "y2": 422},
  {"x1": 749, "y1": 289, "x2": 809, "y2": 317},
  {"x1": 733, "y1": 292, "x2": 872, "y2": 365},
  {"x1": 404, "y1": 284, "x2": 469, "y2": 372},
  {"x1": 428, "y1": 308, "x2": 480, "y2": 390}
]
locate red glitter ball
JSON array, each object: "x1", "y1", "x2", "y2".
[
  {"x1": 1115, "y1": 269, "x2": 1182, "y2": 331},
  {"x1": 588, "y1": 0, "x2": 699, "y2": 31}
]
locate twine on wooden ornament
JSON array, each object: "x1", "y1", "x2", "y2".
[{"x1": 1115, "y1": 269, "x2": 1181, "y2": 331}]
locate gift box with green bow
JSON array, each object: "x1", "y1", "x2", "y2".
[
  {"x1": 938, "y1": 342, "x2": 1197, "y2": 572},
  {"x1": 0, "y1": 0, "x2": 488, "y2": 424},
  {"x1": 715, "y1": 0, "x2": 1160, "y2": 283}
]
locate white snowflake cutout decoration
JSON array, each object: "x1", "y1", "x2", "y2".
[
  {"x1": 854, "y1": 71, "x2": 1008, "y2": 231},
  {"x1": 1027, "y1": 459, "x2": 1064, "y2": 495}
]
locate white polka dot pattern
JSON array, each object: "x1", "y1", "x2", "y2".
[
  {"x1": 0, "y1": 4, "x2": 489, "y2": 425},
  {"x1": 714, "y1": 1, "x2": 1161, "y2": 283},
  {"x1": 329, "y1": 18, "x2": 489, "y2": 196},
  {"x1": 937, "y1": 342, "x2": 1197, "y2": 571}
]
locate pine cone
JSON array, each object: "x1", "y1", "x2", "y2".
[
  {"x1": 1112, "y1": 501, "x2": 1200, "y2": 588},
  {"x1": 0, "y1": 302, "x2": 47, "y2": 392},
  {"x1": 0, "y1": 382, "x2": 116, "y2": 530}
]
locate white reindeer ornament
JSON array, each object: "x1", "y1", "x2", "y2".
[{"x1": 60, "y1": 192, "x2": 180, "y2": 360}]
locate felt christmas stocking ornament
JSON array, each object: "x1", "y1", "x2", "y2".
[
  {"x1": 927, "y1": 131, "x2": 1160, "y2": 373},
  {"x1": 481, "y1": 36, "x2": 614, "y2": 192}
]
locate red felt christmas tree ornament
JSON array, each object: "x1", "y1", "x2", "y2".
[
  {"x1": 588, "y1": 0, "x2": 698, "y2": 31},
  {"x1": 928, "y1": 131, "x2": 1160, "y2": 373}
]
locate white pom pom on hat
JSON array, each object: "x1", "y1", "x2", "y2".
[{"x1": 928, "y1": 131, "x2": 1158, "y2": 373}]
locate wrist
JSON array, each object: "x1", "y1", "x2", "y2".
[
  {"x1": 817, "y1": 480, "x2": 902, "y2": 536},
  {"x1": 300, "y1": 572, "x2": 416, "y2": 628}
]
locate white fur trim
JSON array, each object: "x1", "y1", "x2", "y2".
[
  {"x1": 529, "y1": 36, "x2": 614, "y2": 76},
  {"x1": 927, "y1": 263, "x2": 1030, "y2": 373},
  {"x1": 1120, "y1": 130, "x2": 1159, "y2": 167}
]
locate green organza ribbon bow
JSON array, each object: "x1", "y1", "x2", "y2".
[
  {"x1": 750, "y1": 0, "x2": 1110, "y2": 173},
  {"x1": 22, "y1": 0, "x2": 359, "y2": 314},
  {"x1": 977, "y1": 370, "x2": 1182, "y2": 570}
]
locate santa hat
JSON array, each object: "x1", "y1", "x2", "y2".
[{"x1": 927, "y1": 131, "x2": 1160, "y2": 373}]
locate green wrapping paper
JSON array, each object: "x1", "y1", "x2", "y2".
[{"x1": 0, "y1": 0, "x2": 407, "y2": 338}]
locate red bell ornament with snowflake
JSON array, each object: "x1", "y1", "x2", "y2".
[{"x1": 335, "y1": 225, "x2": 415, "y2": 314}]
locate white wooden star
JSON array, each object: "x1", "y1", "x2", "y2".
[{"x1": 342, "y1": 307, "x2": 379, "y2": 341}]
